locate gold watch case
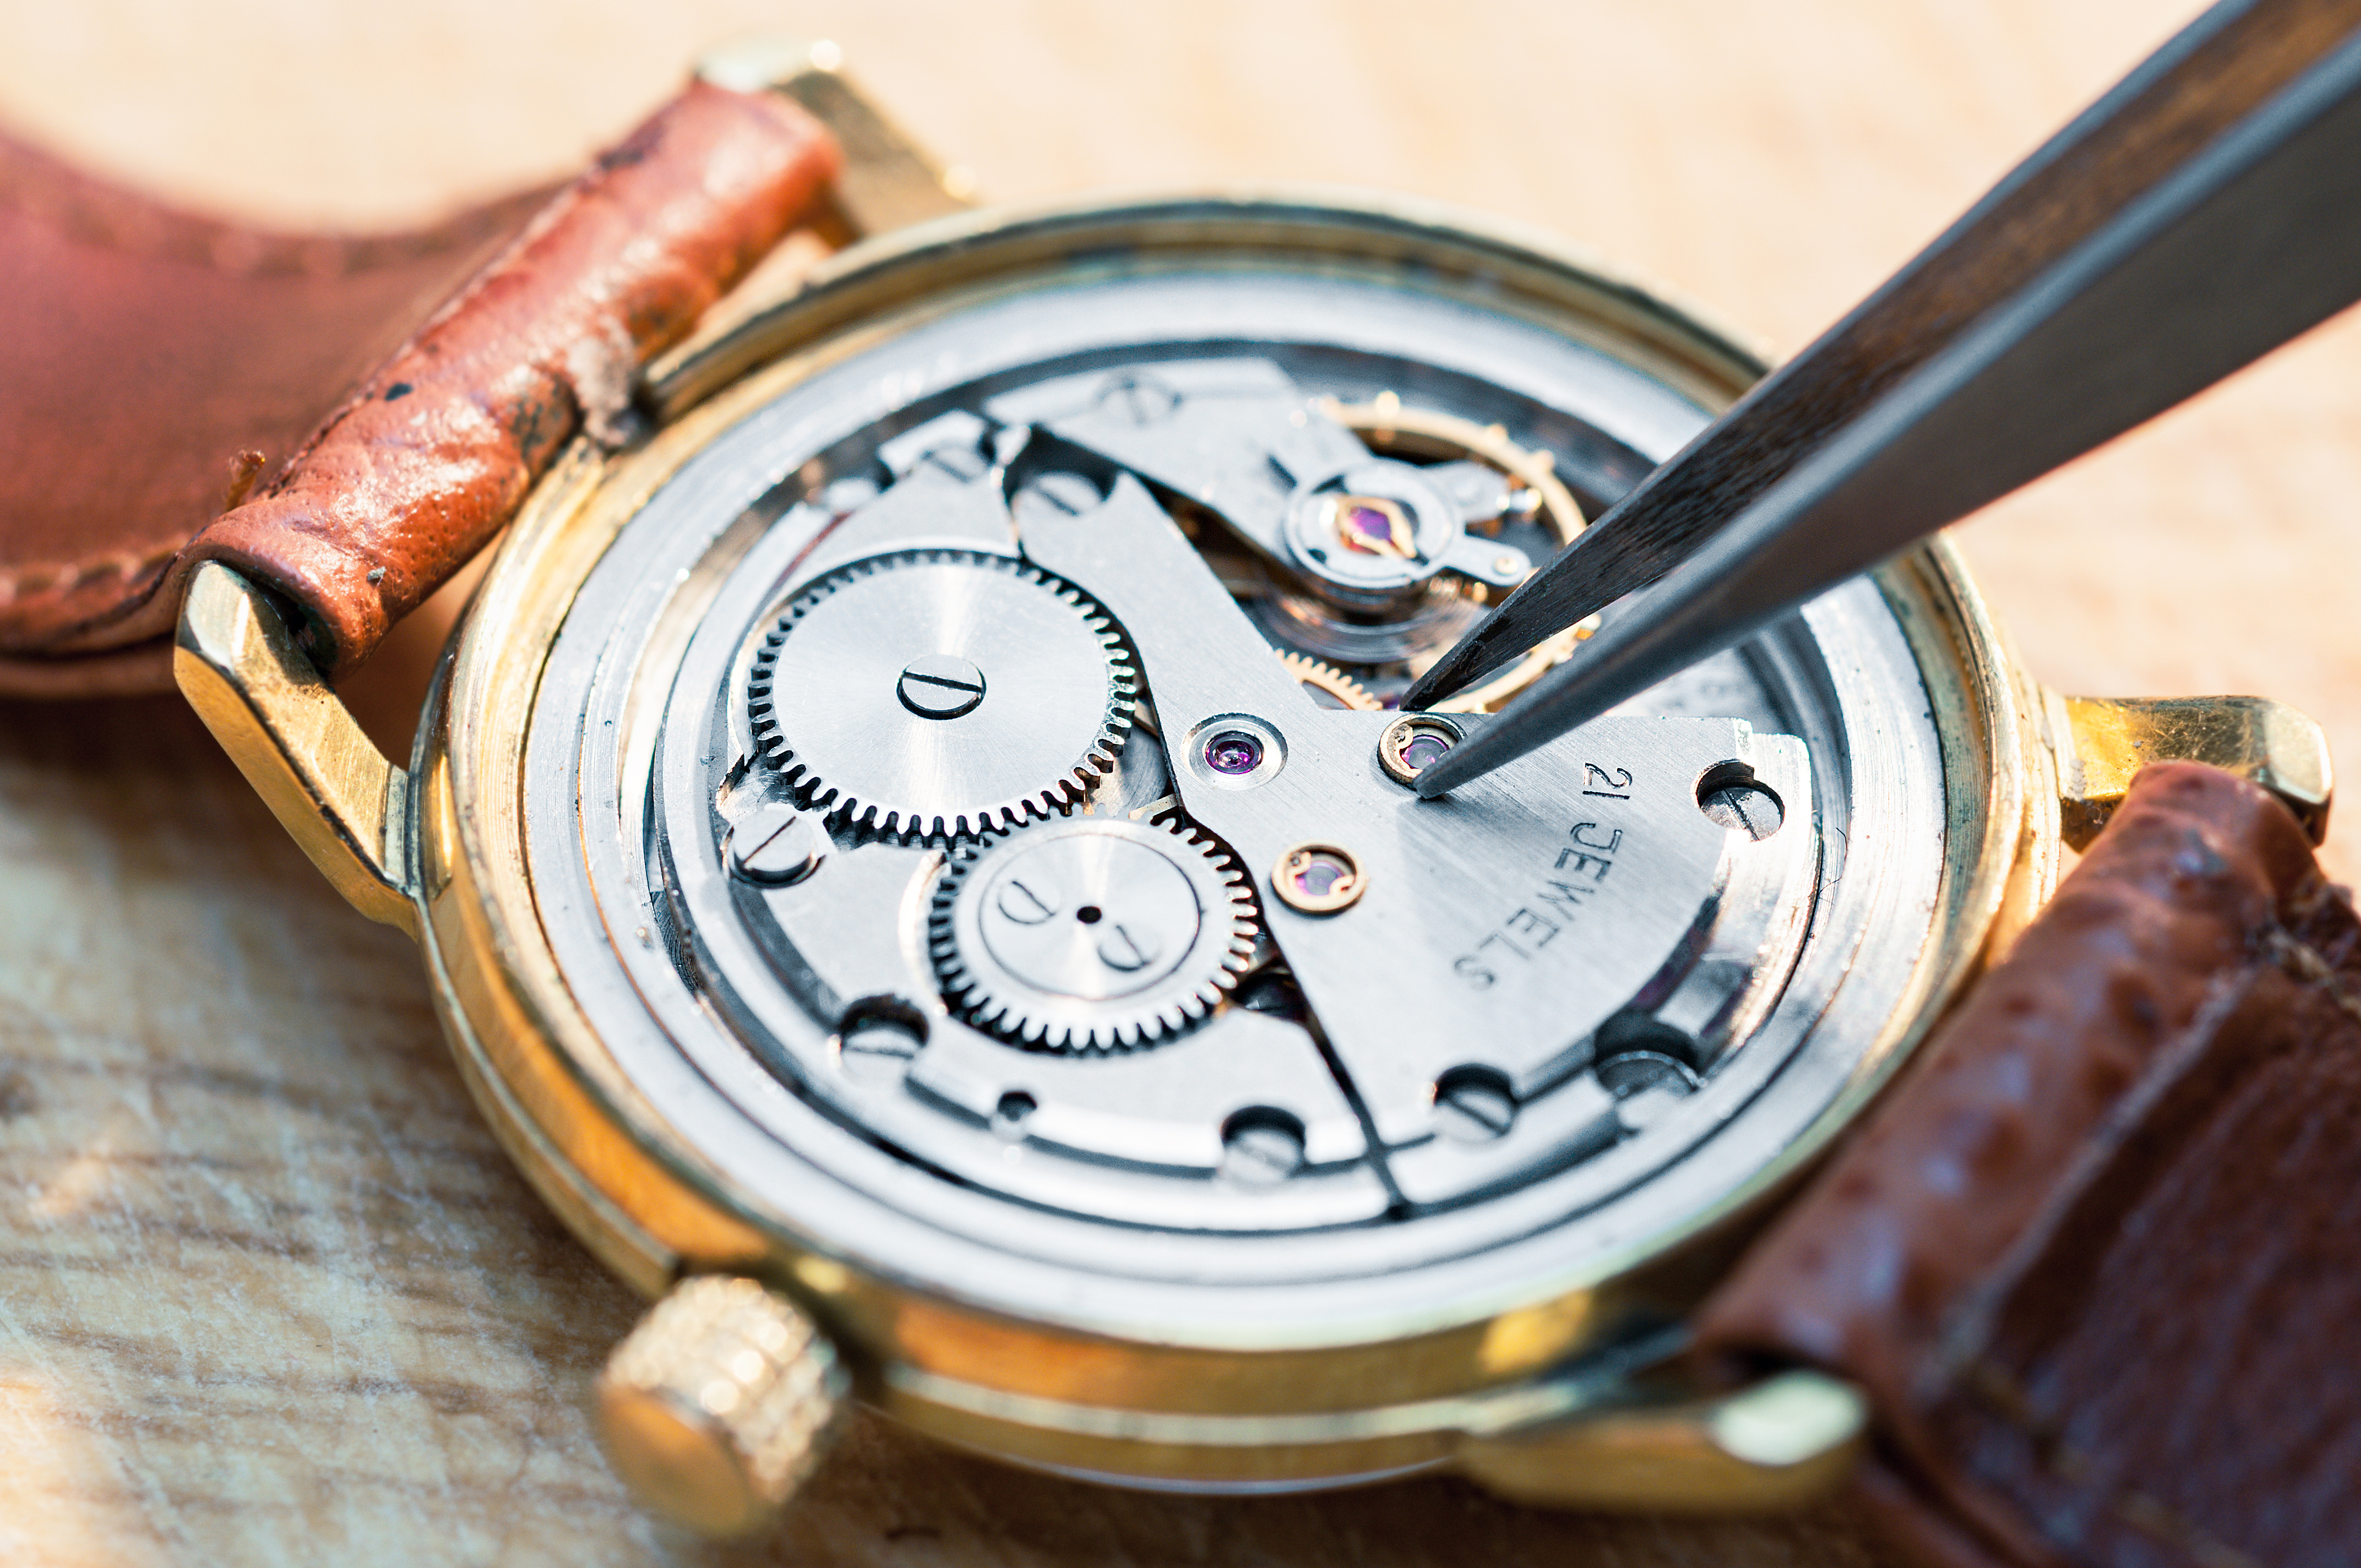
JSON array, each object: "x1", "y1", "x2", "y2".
[{"x1": 173, "y1": 55, "x2": 2331, "y2": 1535}]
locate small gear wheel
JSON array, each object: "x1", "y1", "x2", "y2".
[
  {"x1": 930, "y1": 817, "x2": 1260, "y2": 1053},
  {"x1": 1263, "y1": 397, "x2": 1596, "y2": 711},
  {"x1": 1276, "y1": 649, "x2": 1379, "y2": 711},
  {"x1": 748, "y1": 549, "x2": 1136, "y2": 838}
]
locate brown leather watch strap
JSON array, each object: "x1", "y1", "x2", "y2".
[
  {"x1": 1695, "y1": 760, "x2": 2361, "y2": 1568},
  {"x1": 0, "y1": 132, "x2": 546, "y2": 696},
  {"x1": 0, "y1": 77, "x2": 837, "y2": 693}
]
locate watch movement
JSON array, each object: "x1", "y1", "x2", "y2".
[{"x1": 159, "y1": 42, "x2": 2338, "y2": 1542}]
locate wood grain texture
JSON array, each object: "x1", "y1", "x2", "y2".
[
  {"x1": 0, "y1": 701, "x2": 1883, "y2": 1562},
  {"x1": 1, "y1": 2, "x2": 2352, "y2": 1563}
]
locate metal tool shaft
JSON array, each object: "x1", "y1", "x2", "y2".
[{"x1": 1408, "y1": 0, "x2": 2361, "y2": 797}]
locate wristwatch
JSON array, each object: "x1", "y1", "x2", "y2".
[{"x1": 4, "y1": 42, "x2": 2351, "y2": 1568}]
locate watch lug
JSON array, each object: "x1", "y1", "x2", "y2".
[
  {"x1": 648, "y1": 39, "x2": 975, "y2": 420},
  {"x1": 2047, "y1": 690, "x2": 2332, "y2": 849},
  {"x1": 1456, "y1": 1368, "x2": 1868, "y2": 1512},
  {"x1": 174, "y1": 562, "x2": 420, "y2": 937},
  {"x1": 699, "y1": 37, "x2": 976, "y2": 239}
]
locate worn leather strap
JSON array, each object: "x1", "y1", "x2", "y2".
[
  {"x1": 0, "y1": 131, "x2": 545, "y2": 696},
  {"x1": 1696, "y1": 760, "x2": 2361, "y2": 1568},
  {"x1": 0, "y1": 77, "x2": 837, "y2": 693}
]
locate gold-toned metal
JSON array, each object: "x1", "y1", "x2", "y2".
[
  {"x1": 163, "y1": 30, "x2": 2348, "y2": 1496},
  {"x1": 643, "y1": 189, "x2": 1771, "y2": 429},
  {"x1": 1457, "y1": 1370, "x2": 1869, "y2": 1511},
  {"x1": 1376, "y1": 714, "x2": 1466, "y2": 788},
  {"x1": 2052, "y1": 692, "x2": 2333, "y2": 848},
  {"x1": 1320, "y1": 395, "x2": 1587, "y2": 547},
  {"x1": 173, "y1": 562, "x2": 416, "y2": 937},
  {"x1": 658, "y1": 40, "x2": 982, "y2": 398},
  {"x1": 1271, "y1": 842, "x2": 1368, "y2": 914},
  {"x1": 414, "y1": 440, "x2": 784, "y2": 1304},
  {"x1": 252, "y1": 189, "x2": 2322, "y2": 1513},
  {"x1": 408, "y1": 198, "x2": 2041, "y2": 1505},
  {"x1": 597, "y1": 1274, "x2": 848, "y2": 1534},
  {"x1": 1276, "y1": 649, "x2": 1380, "y2": 711},
  {"x1": 1318, "y1": 493, "x2": 1418, "y2": 558},
  {"x1": 1318, "y1": 394, "x2": 1598, "y2": 715},
  {"x1": 735, "y1": 40, "x2": 978, "y2": 235},
  {"x1": 183, "y1": 199, "x2": 2048, "y2": 1506}
]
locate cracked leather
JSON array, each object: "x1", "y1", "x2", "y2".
[
  {"x1": 1697, "y1": 760, "x2": 2361, "y2": 1568},
  {"x1": 0, "y1": 78, "x2": 837, "y2": 693}
]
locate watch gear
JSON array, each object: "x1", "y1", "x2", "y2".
[
  {"x1": 486, "y1": 190, "x2": 2015, "y2": 1513},
  {"x1": 1276, "y1": 649, "x2": 1380, "y2": 711},
  {"x1": 151, "y1": 34, "x2": 2341, "y2": 1533},
  {"x1": 748, "y1": 549, "x2": 1137, "y2": 838},
  {"x1": 1318, "y1": 394, "x2": 1586, "y2": 548},
  {"x1": 929, "y1": 816, "x2": 1260, "y2": 1053},
  {"x1": 1255, "y1": 398, "x2": 1598, "y2": 712}
]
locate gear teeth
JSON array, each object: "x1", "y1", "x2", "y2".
[
  {"x1": 928, "y1": 818, "x2": 1260, "y2": 1057},
  {"x1": 1275, "y1": 649, "x2": 1381, "y2": 711},
  {"x1": 746, "y1": 548, "x2": 1137, "y2": 844}
]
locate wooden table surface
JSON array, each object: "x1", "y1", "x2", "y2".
[{"x1": 4, "y1": 3, "x2": 2354, "y2": 1563}]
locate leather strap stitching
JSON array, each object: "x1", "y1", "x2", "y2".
[
  {"x1": 2264, "y1": 924, "x2": 2361, "y2": 1023},
  {"x1": 0, "y1": 128, "x2": 547, "y2": 276},
  {"x1": 0, "y1": 544, "x2": 178, "y2": 608},
  {"x1": 1961, "y1": 1360, "x2": 2265, "y2": 1568},
  {"x1": 1942, "y1": 916, "x2": 2359, "y2": 1568}
]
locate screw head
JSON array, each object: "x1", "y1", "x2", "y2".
[
  {"x1": 837, "y1": 1009, "x2": 923, "y2": 1085},
  {"x1": 992, "y1": 1090, "x2": 1037, "y2": 1139},
  {"x1": 728, "y1": 804, "x2": 824, "y2": 885},
  {"x1": 1433, "y1": 1065, "x2": 1517, "y2": 1143},
  {"x1": 896, "y1": 653, "x2": 987, "y2": 719},
  {"x1": 1696, "y1": 767, "x2": 1785, "y2": 841},
  {"x1": 1598, "y1": 1048, "x2": 1700, "y2": 1134},
  {"x1": 1219, "y1": 1108, "x2": 1307, "y2": 1185}
]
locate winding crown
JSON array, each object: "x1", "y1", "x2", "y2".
[{"x1": 596, "y1": 1275, "x2": 848, "y2": 1534}]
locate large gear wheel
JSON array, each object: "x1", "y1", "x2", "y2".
[
  {"x1": 930, "y1": 817, "x2": 1260, "y2": 1054},
  {"x1": 748, "y1": 549, "x2": 1136, "y2": 838}
]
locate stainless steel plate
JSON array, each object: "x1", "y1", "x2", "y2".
[{"x1": 517, "y1": 211, "x2": 1949, "y2": 1350}]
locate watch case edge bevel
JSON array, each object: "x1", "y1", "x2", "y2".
[{"x1": 405, "y1": 193, "x2": 2048, "y2": 1494}]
